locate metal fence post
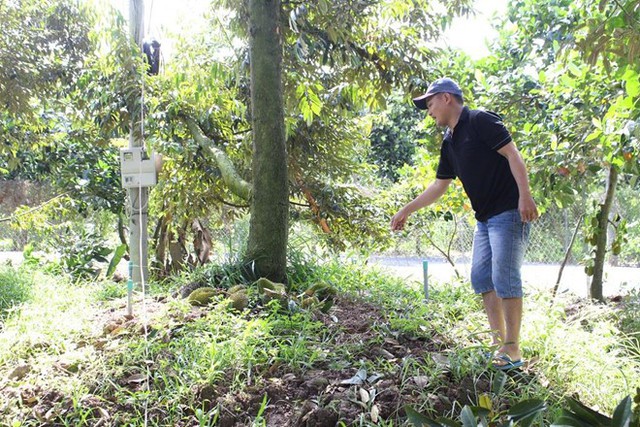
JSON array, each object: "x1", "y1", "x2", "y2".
[{"x1": 423, "y1": 259, "x2": 429, "y2": 301}]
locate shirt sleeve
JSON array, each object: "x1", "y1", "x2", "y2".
[
  {"x1": 475, "y1": 110, "x2": 512, "y2": 150},
  {"x1": 436, "y1": 142, "x2": 456, "y2": 179}
]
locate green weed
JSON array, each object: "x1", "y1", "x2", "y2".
[
  {"x1": 0, "y1": 266, "x2": 33, "y2": 318},
  {"x1": 95, "y1": 280, "x2": 129, "y2": 300}
]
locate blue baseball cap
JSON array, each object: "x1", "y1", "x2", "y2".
[{"x1": 413, "y1": 78, "x2": 463, "y2": 110}]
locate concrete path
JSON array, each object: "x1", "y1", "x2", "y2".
[
  {"x1": 369, "y1": 256, "x2": 640, "y2": 298},
  {"x1": 0, "y1": 251, "x2": 23, "y2": 266}
]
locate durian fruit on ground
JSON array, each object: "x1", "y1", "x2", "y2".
[
  {"x1": 301, "y1": 295, "x2": 319, "y2": 308},
  {"x1": 187, "y1": 285, "x2": 250, "y2": 312},
  {"x1": 300, "y1": 283, "x2": 337, "y2": 313},
  {"x1": 227, "y1": 287, "x2": 249, "y2": 311},
  {"x1": 256, "y1": 277, "x2": 288, "y2": 304},
  {"x1": 227, "y1": 285, "x2": 246, "y2": 295},
  {"x1": 187, "y1": 287, "x2": 220, "y2": 306}
]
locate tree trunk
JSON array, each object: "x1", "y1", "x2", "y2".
[
  {"x1": 245, "y1": 0, "x2": 288, "y2": 282},
  {"x1": 590, "y1": 165, "x2": 618, "y2": 302}
]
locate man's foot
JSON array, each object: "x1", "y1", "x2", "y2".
[
  {"x1": 497, "y1": 343, "x2": 521, "y2": 364},
  {"x1": 492, "y1": 352, "x2": 524, "y2": 371}
]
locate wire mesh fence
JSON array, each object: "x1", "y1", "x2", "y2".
[{"x1": 400, "y1": 203, "x2": 640, "y2": 269}]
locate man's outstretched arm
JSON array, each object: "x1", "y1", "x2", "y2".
[{"x1": 390, "y1": 178, "x2": 452, "y2": 231}]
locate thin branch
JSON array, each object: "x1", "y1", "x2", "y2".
[
  {"x1": 446, "y1": 215, "x2": 458, "y2": 262},
  {"x1": 300, "y1": 24, "x2": 394, "y2": 84},
  {"x1": 611, "y1": 0, "x2": 640, "y2": 29},
  {"x1": 213, "y1": 196, "x2": 250, "y2": 209},
  {"x1": 232, "y1": 128, "x2": 252, "y2": 136},
  {"x1": 421, "y1": 228, "x2": 461, "y2": 279},
  {"x1": 289, "y1": 200, "x2": 312, "y2": 208},
  {"x1": 0, "y1": 192, "x2": 69, "y2": 224},
  {"x1": 552, "y1": 214, "x2": 585, "y2": 301}
]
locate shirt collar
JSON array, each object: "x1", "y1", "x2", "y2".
[
  {"x1": 445, "y1": 106, "x2": 470, "y2": 140},
  {"x1": 458, "y1": 106, "x2": 470, "y2": 124}
]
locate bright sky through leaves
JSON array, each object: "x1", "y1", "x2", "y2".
[
  {"x1": 443, "y1": 0, "x2": 509, "y2": 59},
  {"x1": 108, "y1": 0, "x2": 508, "y2": 60}
]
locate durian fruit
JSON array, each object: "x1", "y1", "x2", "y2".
[
  {"x1": 302, "y1": 283, "x2": 337, "y2": 299},
  {"x1": 300, "y1": 283, "x2": 337, "y2": 313},
  {"x1": 177, "y1": 280, "x2": 208, "y2": 298},
  {"x1": 188, "y1": 287, "x2": 219, "y2": 306},
  {"x1": 227, "y1": 284, "x2": 247, "y2": 295},
  {"x1": 301, "y1": 296, "x2": 319, "y2": 308},
  {"x1": 302, "y1": 283, "x2": 326, "y2": 297},
  {"x1": 256, "y1": 277, "x2": 276, "y2": 292},
  {"x1": 256, "y1": 278, "x2": 287, "y2": 303},
  {"x1": 228, "y1": 291, "x2": 249, "y2": 311}
]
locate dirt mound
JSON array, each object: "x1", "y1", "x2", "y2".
[{"x1": 2, "y1": 294, "x2": 515, "y2": 426}]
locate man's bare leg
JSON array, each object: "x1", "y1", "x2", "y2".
[
  {"x1": 481, "y1": 290, "x2": 505, "y2": 347},
  {"x1": 482, "y1": 292, "x2": 523, "y2": 364},
  {"x1": 499, "y1": 297, "x2": 522, "y2": 361}
]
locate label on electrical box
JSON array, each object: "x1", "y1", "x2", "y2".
[{"x1": 120, "y1": 147, "x2": 158, "y2": 188}]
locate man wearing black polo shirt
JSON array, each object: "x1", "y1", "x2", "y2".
[{"x1": 390, "y1": 78, "x2": 538, "y2": 370}]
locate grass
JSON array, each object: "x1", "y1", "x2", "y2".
[
  {"x1": 0, "y1": 253, "x2": 638, "y2": 426},
  {"x1": 0, "y1": 265, "x2": 33, "y2": 319}
]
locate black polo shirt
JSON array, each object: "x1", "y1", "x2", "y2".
[{"x1": 436, "y1": 107, "x2": 519, "y2": 222}]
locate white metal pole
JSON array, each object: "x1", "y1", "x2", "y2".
[{"x1": 128, "y1": 0, "x2": 149, "y2": 289}]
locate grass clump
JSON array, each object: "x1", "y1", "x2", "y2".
[{"x1": 0, "y1": 265, "x2": 34, "y2": 319}]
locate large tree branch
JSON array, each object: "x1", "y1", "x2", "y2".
[{"x1": 182, "y1": 116, "x2": 252, "y2": 201}]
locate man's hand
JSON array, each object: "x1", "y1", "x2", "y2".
[
  {"x1": 391, "y1": 208, "x2": 410, "y2": 231},
  {"x1": 390, "y1": 179, "x2": 451, "y2": 231},
  {"x1": 519, "y1": 195, "x2": 538, "y2": 223}
]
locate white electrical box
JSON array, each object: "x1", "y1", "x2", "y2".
[{"x1": 120, "y1": 147, "x2": 158, "y2": 188}]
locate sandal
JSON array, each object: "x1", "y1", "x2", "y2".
[{"x1": 492, "y1": 353, "x2": 524, "y2": 371}]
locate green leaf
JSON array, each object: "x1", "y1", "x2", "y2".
[
  {"x1": 106, "y1": 244, "x2": 127, "y2": 278},
  {"x1": 492, "y1": 371, "x2": 507, "y2": 394},
  {"x1": 568, "y1": 63, "x2": 583, "y2": 78},
  {"x1": 624, "y1": 76, "x2": 640, "y2": 98},
  {"x1": 468, "y1": 406, "x2": 491, "y2": 419},
  {"x1": 404, "y1": 405, "x2": 442, "y2": 427},
  {"x1": 460, "y1": 406, "x2": 478, "y2": 427},
  {"x1": 519, "y1": 413, "x2": 542, "y2": 427},
  {"x1": 436, "y1": 418, "x2": 462, "y2": 427},
  {"x1": 592, "y1": 117, "x2": 602, "y2": 130},
  {"x1": 566, "y1": 397, "x2": 612, "y2": 426},
  {"x1": 317, "y1": 0, "x2": 329, "y2": 14},
  {"x1": 507, "y1": 399, "x2": 547, "y2": 423},
  {"x1": 539, "y1": 70, "x2": 547, "y2": 83},
  {"x1": 621, "y1": 67, "x2": 640, "y2": 98},
  {"x1": 611, "y1": 396, "x2": 632, "y2": 427},
  {"x1": 551, "y1": 413, "x2": 591, "y2": 427},
  {"x1": 585, "y1": 130, "x2": 602, "y2": 142}
]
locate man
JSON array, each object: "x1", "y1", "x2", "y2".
[{"x1": 390, "y1": 78, "x2": 538, "y2": 370}]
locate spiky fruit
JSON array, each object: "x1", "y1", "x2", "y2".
[
  {"x1": 228, "y1": 291, "x2": 249, "y2": 311},
  {"x1": 256, "y1": 278, "x2": 287, "y2": 303},
  {"x1": 188, "y1": 287, "x2": 218, "y2": 306},
  {"x1": 227, "y1": 285, "x2": 247, "y2": 295},
  {"x1": 301, "y1": 296, "x2": 319, "y2": 308},
  {"x1": 256, "y1": 277, "x2": 276, "y2": 292}
]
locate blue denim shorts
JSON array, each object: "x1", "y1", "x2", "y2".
[{"x1": 470, "y1": 209, "x2": 530, "y2": 298}]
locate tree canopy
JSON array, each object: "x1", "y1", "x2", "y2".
[{"x1": 1, "y1": 0, "x2": 638, "y2": 292}]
